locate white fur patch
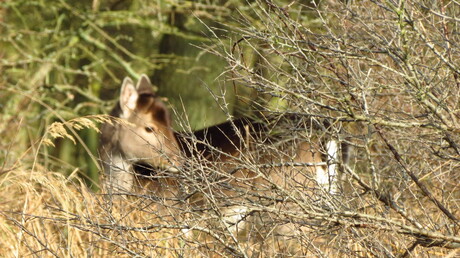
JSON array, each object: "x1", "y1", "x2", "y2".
[
  {"x1": 316, "y1": 140, "x2": 339, "y2": 194},
  {"x1": 224, "y1": 206, "x2": 248, "y2": 234},
  {"x1": 105, "y1": 155, "x2": 134, "y2": 194}
]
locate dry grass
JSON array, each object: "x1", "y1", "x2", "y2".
[
  {"x1": 1, "y1": 153, "x2": 458, "y2": 257},
  {"x1": 0, "y1": 167, "x2": 191, "y2": 257}
]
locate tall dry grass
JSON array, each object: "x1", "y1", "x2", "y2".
[
  {"x1": 1, "y1": 0, "x2": 460, "y2": 257},
  {"x1": 0, "y1": 167, "x2": 196, "y2": 257}
]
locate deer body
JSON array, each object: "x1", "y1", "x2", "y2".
[
  {"x1": 176, "y1": 117, "x2": 339, "y2": 195},
  {"x1": 175, "y1": 117, "x2": 342, "y2": 234}
]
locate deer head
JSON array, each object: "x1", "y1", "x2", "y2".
[{"x1": 116, "y1": 74, "x2": 181, "y2": 170}]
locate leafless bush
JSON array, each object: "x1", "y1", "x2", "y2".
[
  {"x1": 97, "y1": 1, "x2": 460, "y2": 255},
  {"x1": 208, "y1": 0, "x2": 460, "y2": 255},
  {"x1": 2, "y1": 0, "x2": 460, "y2": 257}
]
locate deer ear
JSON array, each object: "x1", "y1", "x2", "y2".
[
  {"x1": 152, "y1": 99, "x2": 172, "y2": 127},
  {"x1": 120, "y1": 76, "x2": 138, "y2": 118},
  {"x1": 136, "y1": 74, "x2": 153, "y2": 95}
]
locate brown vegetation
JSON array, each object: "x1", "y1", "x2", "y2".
[{"x1": 1, "y1": 0, "x2": 460, "y2": 257}]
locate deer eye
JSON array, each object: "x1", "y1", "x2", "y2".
[{"x1": 145, "y1": 126, "x2": 155, "y2": 133}]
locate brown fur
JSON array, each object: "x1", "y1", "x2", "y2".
[{"x1": 174, "y1": 117, "x2": 332, "y2": 239}]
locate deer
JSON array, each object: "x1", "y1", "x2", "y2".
[{"x1": 99, "y1": 74, "x2": 347, "y2": 239}]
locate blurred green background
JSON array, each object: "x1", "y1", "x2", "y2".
[{"x1": 0, "y1": 0, "x2": 319, "y2": 189}]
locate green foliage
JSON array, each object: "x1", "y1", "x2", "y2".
[
  {"x1": 0, "y1": 0, "x2": 266, "y2": 184},
  {"x1": 1, "y1": 0, "x2": 310, "y2": 184}
]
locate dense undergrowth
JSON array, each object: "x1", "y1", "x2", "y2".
[{"x1": 1, "y1": 0, "x2": 460, "y2": 257}]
